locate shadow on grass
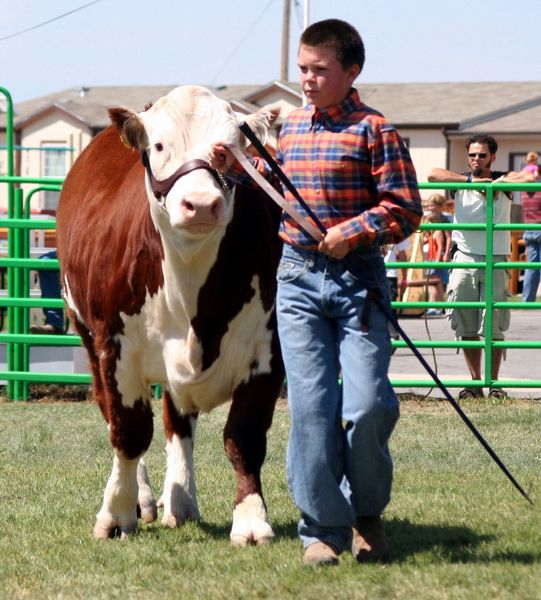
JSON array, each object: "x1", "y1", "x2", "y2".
[
  {"x1": 388, "y1": 518, "x2": 541, "y2": 564},
  {"x1": 142, "y1": 516, "x2": 539, "y2": 564}
]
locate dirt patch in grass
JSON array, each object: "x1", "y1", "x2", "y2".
[{"x1": 0, "y1": 384, "x2": 93, "y2": 403}]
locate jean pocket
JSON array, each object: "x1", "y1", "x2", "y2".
[{"x1": 276, "y1": 259, "x2": 307, "y2": 284}]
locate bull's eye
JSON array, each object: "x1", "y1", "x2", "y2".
[{"x1": 155, "y1": 143, "x2": 164, "y2": 152}]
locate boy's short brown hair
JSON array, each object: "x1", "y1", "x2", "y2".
[{"x1": 300, "y1": 19, "x2": 365, "y2": 72}]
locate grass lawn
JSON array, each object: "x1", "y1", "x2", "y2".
[{"x1": 0, "y1": 395, "x2": 539, "y2": 599}]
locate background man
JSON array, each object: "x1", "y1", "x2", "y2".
[{"x1": 428, "y1": 134, "x2": 533, "y2": 400}]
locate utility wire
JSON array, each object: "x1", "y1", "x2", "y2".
[
  {"x1": 209, "y1": 0, "x2": 275, "y2": 87},
  {"x1": 0, "y1": 0, "x2": 102, "y2": 43}
]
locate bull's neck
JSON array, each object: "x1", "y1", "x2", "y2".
[{"x1": 160, "y1": 233, "x2": 224, "y2": 317}]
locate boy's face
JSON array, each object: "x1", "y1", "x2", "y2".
[{"x1": 297, "y1": 44, "x2": 360, "y2": 109}]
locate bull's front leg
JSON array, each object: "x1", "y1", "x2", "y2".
[
  {"x1": 160, "y1": 390, "x2": 201, "y2": 528},
  {"x1": 225, "y1": 370, "x2": 280, "y2": 546},
  {"x1": 93, "y1": 398, "x2": 154, "y2": 539},
  {"x1": 94, "y1": 452, "x2": 140, "y2": 539}
]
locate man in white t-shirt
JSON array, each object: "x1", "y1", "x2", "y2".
[{"x1": 428, "y1": 134, "x2": 534, "y2": 400}]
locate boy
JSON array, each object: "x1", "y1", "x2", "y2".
[{"x1": 211, "y1": 19, "x2": 422, "y2": 566}]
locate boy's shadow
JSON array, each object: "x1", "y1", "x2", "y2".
[
  {"x1": 196, "y1": 517, "x2": 540, "y2": 564},
  {"x1": 387, "y1": 518, "x2": 540, "y2": 564}
]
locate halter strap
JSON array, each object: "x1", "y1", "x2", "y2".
[{"x1": 141, "y1": 152, "x2": 228, "y2": 199}]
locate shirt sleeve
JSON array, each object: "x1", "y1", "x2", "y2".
[{"x1": 336, "y1": 122, "x2": 423, "y2": 249}]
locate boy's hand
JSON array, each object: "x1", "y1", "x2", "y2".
[
  {"x1": 318, "y1": 226, "x2": 350, "y2": 259},
  {"x1": 209, "y1": 143, "x2": 234, "y2": 172}
]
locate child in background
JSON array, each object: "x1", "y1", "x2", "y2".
[
  {"x1": 423, "y1": 213, "x2": 447, "y2": 316},
  {"x1": 383, "y1": 240, "x2": 409, "y2": 347}
]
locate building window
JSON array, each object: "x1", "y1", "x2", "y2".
[{"x1": 41, "y1": 143, "x2": 67, "y2": 212}]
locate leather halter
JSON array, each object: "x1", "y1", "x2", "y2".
[{"x1": 141, "y1": 151, "x2": 229, "y2": 200}]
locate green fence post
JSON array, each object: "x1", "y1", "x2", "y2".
[
  {"x1": 484, "y1": 185, "x2": 494, "y2": 389},
  {"x1": 1, "y1": 87, "x2": 15, "y2": 399}
]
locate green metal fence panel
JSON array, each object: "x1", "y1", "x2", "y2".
[{"x1": 2, "y1": 86, "x2": 541, "y2": 399}]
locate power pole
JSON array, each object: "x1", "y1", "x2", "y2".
[{"x1": 280, "y1": 0, "x2": 290, "y2": 81}]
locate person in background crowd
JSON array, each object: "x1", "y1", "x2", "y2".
[
  {"x1": 428, "y1": 134, "x2": 533, "y2": 401},
  {"x1": 422, "y1": 212, "x2": 447, "y2": 316},
  {"x1": 210, "y1": 18, "x2": 422, "y2": 567},
  {"x1": 519, "y1": 151, "x2": 541, "y2": 302},
  {"x1": 29, "y1": 250, "x2": 64, "y2": 335},
  {"x1": 383, "y1": 240, "x2": 409, "y2": 347},
  {"x1": 426, "y1": 193, "x2": 453, "y2": 262}
]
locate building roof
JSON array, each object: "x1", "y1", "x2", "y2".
[
  {"x1": 357, "y1": 81, "x2": 541, "y2": 132},
  {"x1": 2, "y1": 80, "x2": 541, "y2": 134},
  {"x1": 10, "y1": 84, "x2": 263, "y2": 131},
  {"x1": 230, "y1": 79, "x2": 541, "y2": 133}
]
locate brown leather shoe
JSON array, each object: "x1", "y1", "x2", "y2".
[
  {"x1": 352, "y1": 516, "x2": 390, "y2": 563},
  {"x1": 303, "y1": 541, "x2": 339, "y2": 567},
  {"x1": 30, "y1": 323, "x2": 64, "y2": 335}
]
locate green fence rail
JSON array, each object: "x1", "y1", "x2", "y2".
[
  {"x1": 2, "y1": 86, "x2": 541, "y2": 399},
  {"x1": 389, "y1": 180, "x2": 541, "y2": 392}
]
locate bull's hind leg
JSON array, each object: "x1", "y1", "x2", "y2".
[
  {"x1": 160, "y1": 390, "x2": 201, "y2": 528},
  {"x1": 225, "y1": 357, "x2": 282, "y2": 546},
  {"x1": 137, "y1": 458, "x2": 158, "y2": 524}
]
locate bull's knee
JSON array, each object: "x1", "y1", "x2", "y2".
[{"x1": 109, "y1": 398, "x2": 154, "y2": 459}]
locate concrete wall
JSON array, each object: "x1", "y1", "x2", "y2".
[{"x1": 399, "y1": 128, "x2": 447, "y2": 196}]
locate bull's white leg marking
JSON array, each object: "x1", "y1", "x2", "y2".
[
  {"x1": 161, "y1": 418, "x2": 201, "y2": 528},
  {"x1": 230, "y1": 493, "x2": 274, "y2": 546},
  {"x1": 94, "y1": 451, "x2": 139, "y2": 539},
  {"x1": 137, "y1": 458, "x2": 157, "y2": 524},
  {"x1": 62, "y1": 275, "x2": 87, "y2": 329}
]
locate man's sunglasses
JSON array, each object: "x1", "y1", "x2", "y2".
[{"x1": 468, "y1": 152, "x2": 488, "y2": 159}]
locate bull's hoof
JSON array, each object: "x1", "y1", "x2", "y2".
[
  {"x1": 161, "y1": 513, "x2": 181, "y2": 529},
  {"x1": 230, "y1": 493, "x2": 274, "y2": 547},
  {"x1": 230, "y1": 532, "x2": 274, "y2": 546},
  {"x1": 93, "y1": 522, "x2": 137, "y2": 540},
  {"x1": 161, "y1": 510, "x2": 201, "y2": 529},
  {"x1": 230, "y1": 528, "x2": 274, "y2": 547},
  {"x1": 139, "y1": 501, "x2": 158, "y2": 524}
]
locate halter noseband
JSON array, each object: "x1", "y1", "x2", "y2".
[{"x1": 141, "y1": 151, "x2": 230, "y2": 201}]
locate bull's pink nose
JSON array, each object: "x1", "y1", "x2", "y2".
[{"x1": 180, "y1": 194, "x2": 222, "y2": 223}]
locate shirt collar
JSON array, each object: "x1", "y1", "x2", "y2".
[{"x1": 309, "y1": 88, "x2": 361, "y2": 127}]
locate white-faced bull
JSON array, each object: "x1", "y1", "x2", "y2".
[{"x1": 56, "y1": 85, "x2": 285, "y2": 543}]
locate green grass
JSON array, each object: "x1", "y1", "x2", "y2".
[{"x1": 0, "y1": 397, "x2": 540, "y2": 599}]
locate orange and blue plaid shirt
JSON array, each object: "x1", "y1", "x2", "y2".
[{"x1": 232, "y1": 88, "x2": 422, "y2": 250}]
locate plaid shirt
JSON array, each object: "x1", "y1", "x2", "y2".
[{"x1": 232, "y1": 88, "x2": 422, "y2": 250}]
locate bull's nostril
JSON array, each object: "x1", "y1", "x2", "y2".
[
  {"x1": 210, "y1": 199, "x2": 221, "y2": 219},
  {"x1": 180, "y1": 194, "x2": 222, "y2": 222},
  {"x1": 181, "y1": 199, "x2": 195, "y2": 214}
]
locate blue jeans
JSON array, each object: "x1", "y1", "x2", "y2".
[
  {"x1": 37, "y1": 250, "x2": 64, "y2": 329},
  {"x1": 522, "y1": 230, "x2": 541, "y2": 302},
  {"x1": 276, "y1": 245, "x2": 399, "y2": 553}
]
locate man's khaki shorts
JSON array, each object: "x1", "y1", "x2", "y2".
[{"x1": 447, "y1": 250, "x2": 510, "y2": 340}]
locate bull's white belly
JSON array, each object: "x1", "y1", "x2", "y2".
[{"x1": 115, "y1": 275, "x2": 273, "y2": 413}]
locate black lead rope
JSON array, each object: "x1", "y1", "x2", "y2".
[{"x1": 239, "y1": 121, "x2": 533, "y2": 506}]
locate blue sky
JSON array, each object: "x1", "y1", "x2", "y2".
[{"x1": 1, "y1": 0, "x2": 539, "y2": 102}]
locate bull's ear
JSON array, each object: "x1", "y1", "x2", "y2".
[
  {"x1": 108, "y1": 107, "x2": 149, "y2": 150},
  {"x1": 242, "y1": 103, "x2": 281, "y2": 148}
]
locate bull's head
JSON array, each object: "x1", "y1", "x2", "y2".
[{"x1": 108, "y1": 86, "x2": 279, "y2": 255}]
